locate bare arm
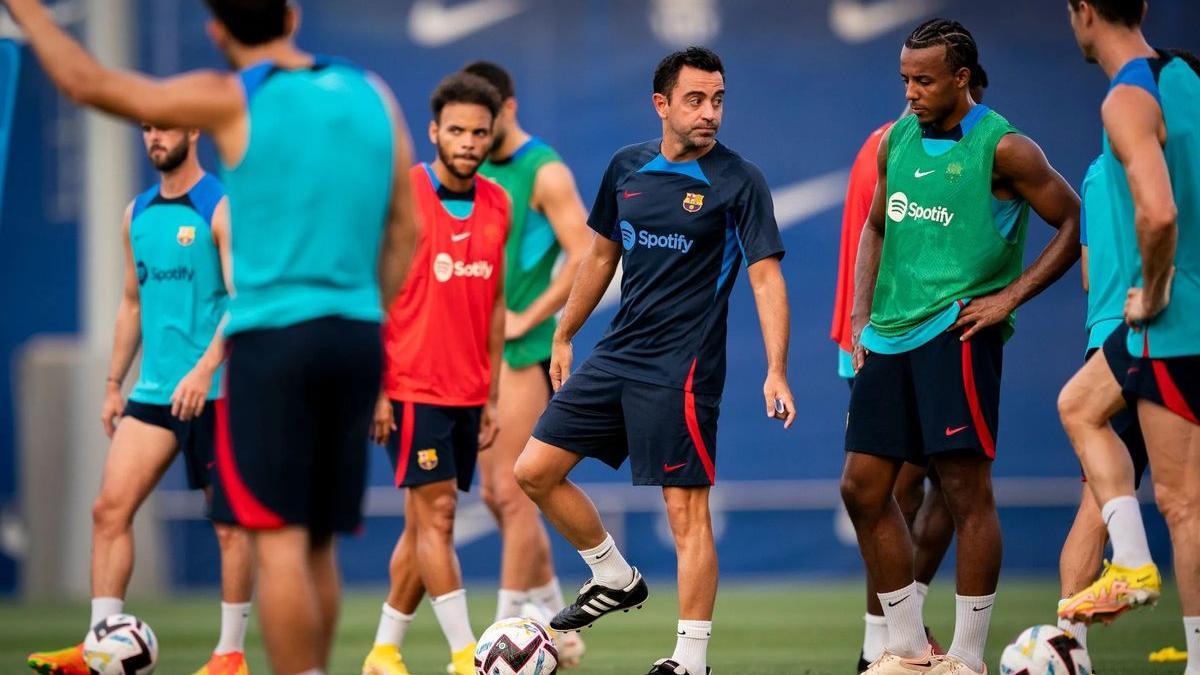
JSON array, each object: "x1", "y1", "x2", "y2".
[
  {"x1": 171, "y1": 199, "x2": 231, "y2": 420},
  {"x1": 478, "y1": 259, "x2": 506, "y2": 449},
  {"x1": 547, "y1": 233, "x2": 622, "y2": 389},
  {"x1": 850, "y1": 130, "x2": 890, "y2": 371},
  {"x1": 1081, "y1": 246, "x2": 1090, "y2": 293},
  {"x1": 5, "y1": 0, "x2": 244, "y2": 137},
  {"x1": 1104, "y1": 86, "x2": 1177, "y2": 322},
  {"x1": 951, "y1": 133, "x2": 1081, "y2": 340},
  {"x1": 747, "y1": 256, "x2": 796, "y2": 428},
  {"x1": 376, "y1": 85, "x2": 419, "y2": 309},
  {"x1": 507, "y1": 161, "x2": 590, "y2": 339},
  {"x1": 103, "y1": 203, "x2": 140, "y2": 437}
]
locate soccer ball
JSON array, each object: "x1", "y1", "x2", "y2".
[
  {"x1": 83, "y1": 613, "x2": 158, "y2": 675},
  {"x1": 999, "y1": 625, "x2": 1091, "y2": 675},
  {"x1": 474, "y1": 616, "x2": 559, "y2": 675}
]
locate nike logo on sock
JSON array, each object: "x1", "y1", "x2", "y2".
[
  {"x1": 1105, "y1": 512, "x2": 1116, "y2": 526},
  {"x1": 887, "y1": 595, "x2": 910, "y2": 607},
  {"x1": 972, "y1": 604, "x2": 993, "y2": 612},
  {"x1": 592, "y1": 546, "x2": 613, "y2": 562}
]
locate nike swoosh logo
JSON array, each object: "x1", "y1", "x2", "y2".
[
  {"x1": 593, "y1": 546, "x2": 612, "y2": 562},
  {"x1": 1137, "y1": 574, "x2": 1153, "y2": 582},
  {"x1": 206, "y1": 461, "x2": 216, "y2": 469},
  {"x1": 914, "y1": 168, "x2": 936, "y2": 178},
  {"x1": 451, "y1": 232, "x2": 471, "y2": 242},
  {"x1": 972, "y1": 604, "x2": 993, "y2": 612},
  {"x1": 623, "y1": 191, "x2": 643, "y2": 199},
  {"x1": 408, "y1": 0, "x2": 527, "y2": 47},
  {"x1": 663, "y1": 462, "x2": 688, "y2": 473},
  {"x1": 945, "y1": 425, "x2": 969, "y2": 437},
  {"x1": 829, "y1": 0, "x2": 945, "y2": 44},
  {"x1": 887, "y1": 594, "x2": 910, "y2": 607}
]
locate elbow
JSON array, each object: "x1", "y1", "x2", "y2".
[{"x1": 1136, "y1": 206, "x2": 1177, "y2": 238}]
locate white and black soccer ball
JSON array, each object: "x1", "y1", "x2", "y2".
[
  {"x1": 83, "y1": 613, "x2": 158, "y2": 675},
  {"x1": 999, "y1": 625, "x2": 1091, "y2": 675},
  {"x1": 474, "y1": 616, "x2": 559, "y2": 675}
]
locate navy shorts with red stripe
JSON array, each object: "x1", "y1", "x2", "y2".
[
  {"x1": 846, "y1": 325, "x2": 1003, "y2": 463},
  {"x1": 209, "y1": 317, "x2": 382, "y2": 536},
  {"x1": 123, "y1": 399, "x2": 216, "y2": 491},
  {"x1": 1124, "y1": 350, "x2": 1200, "y2": 426},
  {"x1": 386, "y1": 401, "x2": 481, "y2": 492},
  {"x1": 532, "y1": 359, "x2": 719, "y2": 486}
]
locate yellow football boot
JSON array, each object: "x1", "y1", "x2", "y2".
[{"x1": 1058, "y1": 560, "x2": 1161, "y2": 624}]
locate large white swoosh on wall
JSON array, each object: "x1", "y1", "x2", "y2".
[
  {"x1": 829, "y1": 0, "x2": 943, "y2": 44},
  {"x1": 408, "y1": 0, "x2": 527, "y2": 48}
]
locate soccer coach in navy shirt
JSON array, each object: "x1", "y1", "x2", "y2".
[{"x1": 514, "y1": 47, "x2": 796, "y2": 675}]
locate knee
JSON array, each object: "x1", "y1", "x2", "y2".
[
  {"x1": 1057, "y1": 381, "x2": 1092, "y2": 434},
  {"x1": 937, "y1": 475, "x2": 994, "y2": 519},
  {"x1": 91, "y1": 493, "x2": 131, "y2": 535},
  {"x1": 1153, "y1": 485, "x2": 1196, "y2": 528},
  {"x1": 513, "y1": 454, "x2": 552, "y2": 502},
  {"x1": 486, "y1": 478, "x2": 534, "y2": 523},
  {"x1": 893, "y1": 480, "x2": 925, "y2": 522},
  {"x1": 840, "y1": 472, "x2": 887, "y2": 521},
  {"x1": 213, "y1": 523, "x2": 247, "y2": 551},
  {"x1": 663, "y1": 490, "x2": 711, "y2": 541},
  {"x1": 416, "y1": 493, "x2": 458, "y2": 539}
]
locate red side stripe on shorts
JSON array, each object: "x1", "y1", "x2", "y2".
[
  {"x1": 394, "y1": 401, "x2": 415, "y2": 487},
  {"x1": 1151, "y1": 359, "x2": 1200, "y2": 424},
  {"x1": 214, "y1": 397, "x2": 285, "y2": 529},
  {"x1": 683, "y1": 359, "x2": 716, "y2": 484},
  {"x1": 960, "y1": 340, "x2": 996, "y2": 459}
]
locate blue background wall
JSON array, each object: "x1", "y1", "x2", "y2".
[{"x1": 3, "y1": 0, "x2": 1198, "y2": 591}]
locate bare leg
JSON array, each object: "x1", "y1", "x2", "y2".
[
  {"x1": 663, "y1": 486, "x2": 717, "y2": 620},
  {"x1": 211, "y1": 517, "x2": 255, "y2": 604},
  {"x1": 1141, "y1": 400, "x2": 1200, "y2": 614},
  {"x1": 310, "y1": 532, "x2": 340, "y2": 666},
  {"x1": 481, "y1": 363, "x2": 556, "y2": 590},
  {"x1": 912, "y1": 468, "x2": 954, "y2": 587},
  {"x1": 1059, "y1": 486, "x2": 1106, "y2": 598},
  {"x1": 930, "y1": 454, "x2": 1001, "y2": 597},
  {"x1": 91, "y1": 418, "x2": 177, "y2": 598},
  {"x1": 514, "y1": 439, "x2": 601, "y2": 550},
  {"x1": 841, "y1": 452, "x2": 911, "y2": 593},
  {"x1": 409, "y1": 479, "x2": 463, "y2": 597},
  {"x1": 255, "y1": 526, "x2": 323, "y2": 674},
  {"x1": 385, "y1": 493, "x2": 426, "y2": 614},
  {"x1": 1059, "y1": 352, "x2": 1135, "y2": 507}
]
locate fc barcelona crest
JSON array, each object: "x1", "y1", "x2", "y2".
[
  {"x1": 417, "y1": 448, "x2": 439, "y2": 471},
  {"x1": 682, "y1": 192, "x2": 705, "y2": 213},
  {"x1": 176, "y1": 225, "x2": 196, "y2": 247}
]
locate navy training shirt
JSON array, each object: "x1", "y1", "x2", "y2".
[{"x1": 585, "y1": 139, "x2": 785, "y2": 396}]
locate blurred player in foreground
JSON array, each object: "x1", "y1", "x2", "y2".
[{"x1": 3, "y1": 1, "x2": 418, "y2": 672}]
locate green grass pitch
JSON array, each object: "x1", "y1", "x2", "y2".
[{"x1": 2, "y1": 579, "x2": 1186, "y2": 674}]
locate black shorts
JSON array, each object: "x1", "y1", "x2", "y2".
[
  {"x1": 386, "y1": 401, "x2": 481, "y2": 492},
  {"x1": 539, "y1": 358, "x2": 554, "y2": 397},
  {"x1": 210, "y1": 317, "x2": 382, "y2": 535},
  {"x1": 532, "y1": 360, "x2": 719, "y2": 486},
  {"x1": 1124, "y1": 348, "x2": 1200, "y2": 426},
  {"x1": 845, "y1": 326, "x2": 1003, "y2": 463},
  {"x1": 1082, "y1": 324, "x2": 1149, "y2": 487},
  {"x1": 123, "y1": 399, "x2": 216, "y2": 491}
]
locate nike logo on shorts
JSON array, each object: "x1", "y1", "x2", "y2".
[
  {"x1": 623, "y1": 190, "x2": 643, "y2": 199},
  {"x1": 663, "y1": 462, "x2": 688, "y2": 473},
  {"x1": 945, "y1": 425, "x2": 969, "y2": 437}
]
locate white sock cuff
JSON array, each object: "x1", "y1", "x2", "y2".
[
  {"x1": 432, "y1": 589, "x2": 467, "y2": 606},
  {"x1": 498, "y1": 588, "x2": 529, "y2": 600},
  {"x1": 878, "y1": 582, "x2": 920, "y2": 603},
  {"x1": 579, "y1": 533, "x2": 617, "y2": 562},
  {"x1": 677, "y1": 619, "x2": 712, "y2": 639},
  {"x1": 955, "y1": 592, "x2": 996, "y2": 604},
  {"x1": 221, "y1": 601, "x2": 251, "y2": 611},
  {"x1": 864, "y1": 613, "x2": 887, "y2": 626},
  {"x1": 914, "y1": 582, "x2": 930, "y2": 599},
  {"x1": 1101, "y1": 494, "x2": 1139, "y2": 514},
  {"x1": 383, "y1": 602, "x2": 415, "y2": 621}
]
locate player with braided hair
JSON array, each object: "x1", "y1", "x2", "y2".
[{"x1": 844, "y1": 18, "x2": 1081, "y2": 675}]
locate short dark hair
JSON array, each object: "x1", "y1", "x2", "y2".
[
  {"x1": 653, "y1": 46, "x2": 724, "y2": 98},
  {"x1": 905, "y1": 19, "x2": 982, "y2": 82},
  {"x1": 971, "y1": 62, "x2": 989, "y2": 91},
  {"x1": 462, "y1": 61, "x2": 515, "y2": 101},
  {"x1": 1068, "y1": 0, "x2": 1144, "y2": 27},
  {"x1": 430, "y1": 72, "x2": 502, "y2": 122},
  {"x1": 203, "y1": 0, "x2": 289, "y2": 46}
]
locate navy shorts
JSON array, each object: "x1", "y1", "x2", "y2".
[
  {"x1": 1123, "y1": 346, "x2": 1200, "y2": 426},
  {"x1": 1084, "y1": 324, "x2": 1149, "y2": 487},
  {"x1": 123, "y1": 399, "x2": 216, "y2": 491},
  {"x1": 387, "y1": 401, "x2": 481, "y2": 492},
  {"x1": 846, "y1": 326, "x2": 1003, "y2": 463},
  {"x1": 210, "y1": 317, "x2": 382, "y2": 536},
  {"x1": 532, "y1": 360, "x2": 719, "y2": 486}
]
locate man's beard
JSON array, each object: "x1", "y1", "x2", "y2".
[
  {"x1": 151, "y1": 141, "x2": 189, "y2": 172},
  {"x1": 438, "y1": 144, "x2": 480, "y2": 180}
]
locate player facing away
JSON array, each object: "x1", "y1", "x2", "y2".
[
  {"x1": 1055, "y1": 154, "x2": 1150, "y2": 653},
  {"x1": 1063, "y1": 2, "x2": 1200, "y2": 670},
  {"x1": 839, "y1": 69, "x2": 988, "y2": 673},
  {"x1": 513, "y1": 47, "x2": 796, "y2": 675},
  {"x1": 25, "y1": 125, "x2": 252, "y2": 675},
  {"x1": 362, "y1": 73, "x2": 508, "y2": 675},
  {"x1": 4, "y1": 1, "x2": 419, "y2": 673},
  {"x1": 845, "y1": 19, "x2": 1081, "y2": 675},
  {"x1": 463, "y1": 60, "x2": 591, "y2": 665}
]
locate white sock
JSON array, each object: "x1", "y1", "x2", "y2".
[
  {"x1": 1056, "y1": 598, "x2": 1088, "y2": 650},
  {"x1": 670, "y1": 619, "x2": 711, "y2": 675},
  {"x1": 529, "y1": 577, "x2": 567, "y2": 615},
  {"x1": 914, "y1": 582, "x2": 930, "y2": 603},
  {"x1": 374, "y1": 602, "x2": 415, "y2": 648},
  {"x1": 947, "y1": 593, "x2": 994, "y2": 672},
  {"x1": 862, "y1": 613, "x2": 888, "y2": 662},
  {"x1": 89, "y1": 597, "x2": 124, "y2": 630},
  {"x1": 495, "y1": 589, "x2": 528, "y2": 622},
  {"x1": 296, "y1": 670, "x2": 324, "y2": 675},
  {"x1": 578, "y1": 533, "x2": 634, "y2": 589},
  {"x1": 431, "y1": 589, "x2": 475, "y2": 652},
  {"x1": 214, "y1": 601, "x2": 251, "y2": 654},
  {"x1": 878, "y1": 583, "x2": 928, "y2": 658},
  {"x1": 1185, "y1": 616, "x2": 1200, "y2": 674},
  {"x1": 1100, "y1": 496, "x2": 1153, "y2": 567}
]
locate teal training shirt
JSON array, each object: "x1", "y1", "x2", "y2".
[
  {"x1": 129, "y1": 173, "x2": 227, "y2": 405},
  {"x1": 221, "y1": 55, "x2": 395, "y2": 336},
  {"x1": 1100, "y1": 53, "x2": 1200, "y2": 358},
  {"x1": 1080, "y1": 156, "x2": 1125, "y2": 351}
]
